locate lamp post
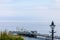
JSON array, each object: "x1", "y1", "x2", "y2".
[{"x1": 50, "y1": 21, "x2": 56, "y2": 40}]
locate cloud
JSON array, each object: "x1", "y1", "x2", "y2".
[
  {"x1": 0, "y1": 5, "x2": 16, "y2": 17},
  {"x1": 0, "y1": 0, "x2": 53, "y2": 17},
  {"x1": 55, "y1": 0, "x2": 60, "y2": 3},
  {"x1": 0, "y1": 0, "x2": 16, "y2": 17},
  {"x1": 0, "y1": 0, "x2": 14, "y2": 3},
  {"x1": 54, "y1": 0, "x2": 60, "y2": 8},
  {"x1": 0, "y1": 0, "x2": 60, "y2": 22}
]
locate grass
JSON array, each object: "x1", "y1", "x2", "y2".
[{"x1": 0, "y1": 31, "x2": 24, "y2": 40}]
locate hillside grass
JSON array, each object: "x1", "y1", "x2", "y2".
[{"x1": 0, "y1": 31, "x2": 24, "y2": 40}]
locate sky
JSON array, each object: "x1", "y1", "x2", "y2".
[
  {"x1": 0, "y1": 0, "x2": 60, "y2": 22},
  {"x1": 0, "y1": 0, "x2": 60, "y2": 35}
]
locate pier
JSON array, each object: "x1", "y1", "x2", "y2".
[
  {"x1": 9, "y1": 31, "x2": 60, "y2": 39},
  {"x1": 9, "y1": 21, "x2": 60, "y2": 40}
]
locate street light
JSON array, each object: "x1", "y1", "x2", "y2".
[{"x1": 50, "y1": 21, "x2": 56, "y2": 40}]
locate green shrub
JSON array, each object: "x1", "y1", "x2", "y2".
[{"x1": 0, "y1": 32, "x2": 24, "y2": 40}]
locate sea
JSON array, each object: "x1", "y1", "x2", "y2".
[
  {"x1": 24, "y1": 37, "x2": 45, "y2": 40},
  {"x1": 24, "y1": 37, "x2": 59, "y2": 40},
  {"x1": 0, "y1": 22, "x2": 60, "y2": 40}
]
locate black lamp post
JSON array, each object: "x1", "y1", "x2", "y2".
[{"x1": 50, "y1": 21, "x2": 56, "y2": 40}]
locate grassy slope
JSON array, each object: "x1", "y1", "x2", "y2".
[{"x1": 0, "y1": 32, "x2": 24, "y2": 40}]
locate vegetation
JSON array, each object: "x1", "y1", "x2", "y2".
[{"x1": 0, "y1": 31, "x2": 24, "y2": 40}]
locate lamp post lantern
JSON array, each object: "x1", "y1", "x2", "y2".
[{"x1": 50, "y1": 21, "x2": 56, "y2": 40}]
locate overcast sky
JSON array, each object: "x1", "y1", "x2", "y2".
[{"x1": 0, "y1": 0, "x2": 60, "y2": 23}]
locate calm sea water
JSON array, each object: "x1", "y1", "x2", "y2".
[
  {"x1": 0, "y1": 22, "x2": 60, "y2": 36},
  {"x1": 24, "y1": 37, "x2": 59, "y2": 40},
  {"x1": 24, "y1": 37, "x2": 45, "y2": 40},
  {"x1": 0, "y1": 22, "x2": 60, "y2": 40}
]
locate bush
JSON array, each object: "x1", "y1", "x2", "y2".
[{"x1": 0, "y1": 32, "x2": 24, "y2": 40}]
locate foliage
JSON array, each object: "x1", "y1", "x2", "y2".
[{"x1": 0, "y1": 32, "x2": 24, "y2": 40}]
